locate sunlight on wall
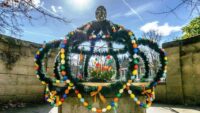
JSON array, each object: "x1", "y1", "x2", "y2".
[{"x1": 49, "y1": 107, "x2": 58, "y2": 113}]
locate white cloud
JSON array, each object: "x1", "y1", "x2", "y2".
[
  {"x1": 51, "y1": 5, "x2": 63, "y2": 13},
  {"x1": 51, "y1": 5, "x2": 57, "y2": 13},
  {"x1": 58, "y1": 6, "x2": 62, "y2": 10},
  {"x1": 140, "y1": 21, "x2": 182, "y2": 36}
]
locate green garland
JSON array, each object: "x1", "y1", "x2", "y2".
[
  {"x1": 138, "y1": 51, "x2": 150, "y2": 80},
  {"x1": 34, "y1": 19, "x2": 167, "y2": 110},
  {"x1": 34, "y1": 22, "x2": 167, "y2": 93},
  {"x1": 137, "y1": 39, "x2": 167, "y2": 87}
]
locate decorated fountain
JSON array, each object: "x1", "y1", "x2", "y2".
[{"x1": 34, "y1": 6, "x2": 167, "y2": 113}]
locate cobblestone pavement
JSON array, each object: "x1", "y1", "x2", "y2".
[{"x1": 0, "y1": 104, "x2": 200, "y2": 113}]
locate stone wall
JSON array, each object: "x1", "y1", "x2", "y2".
[
  {"x1": 155, "y1": 35, "x2": 200, "y2": 105},
  {"x1": 0, "y1": 34, "x2": 45, "y2": 104}
]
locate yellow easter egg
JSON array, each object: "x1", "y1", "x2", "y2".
[
  {"x1": 132, "y1": 70, "x2": 138, "y2": 75},
  {"x1": 130, "y1": 94, "x2": 135, "y2": 99},
  {"x1": 128, "y1": 32, "x2": 133, "y2": 36},
  {"x1": 41, "y1": 81, "x2": 46, "y2": 85},
  {"x1": 69, "y1": 83, "x2": 74, "y2": 87},
  {"x1": 56, "y1": 80, "x2": 60, "y2": 84},
  {"x1": 106, "y1": 105, "x2": 112, "y2": 110},
  {"x1": 61, "y1": 54, "x2": 65, "y2": 59},
  {"x1": 36, "y1": 51, "x2": 40, "y2": 55},
  {"x1": 77, "y1": 94, "x2": 82, "y2": 99},
  {"x1": 47, "y1": 99, "x2": 52, "y2": 102}
]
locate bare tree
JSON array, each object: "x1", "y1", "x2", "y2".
[
  {"x1": 142, "y1": 30, "x2": 162, "y2": 43},
  {"x1": 0, "y1": 0, "x2": 70, "y2": 36},
  {"x1": 142, "y1": 30, "x2": 162, "y2": 78}
]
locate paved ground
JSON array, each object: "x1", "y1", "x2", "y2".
[
  {"x1": 147, "y1": 104, "x2": 200, "y2": 113},
  {"x1": 0, "y1": 103, "x2": 200, "y2": 113}
]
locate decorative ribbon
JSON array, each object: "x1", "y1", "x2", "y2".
[
  {"x1": 80, "y1": 53, "x2": 84, "y2": 62},
  {"x1": 90, "y1": 86, "x2": 106, "y2": 103},
  {"x1": 142, "y1": 86, "x2": 155, "y2": 102}
]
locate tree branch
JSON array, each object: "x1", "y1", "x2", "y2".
[
  {"x1": 0, "y1": 0, "x2": 70, "y2": 36},
  {"x1": 149, "y1": 0, "x2": 200, "y2": 16}
]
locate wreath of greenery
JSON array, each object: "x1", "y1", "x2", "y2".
[
  {"x1": 34, "y1": 19, "x2": 167, "y2": 111},
  {"x1": 138, "y1": 51, "x2": 150, "y2": 80},
  {"x1": 137, "y1": 39, "x2": 167, "y2": 87}
]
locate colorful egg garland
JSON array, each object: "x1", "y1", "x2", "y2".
[{"x1": 34, "y1": 20, "x2": 167, "y2": 112}]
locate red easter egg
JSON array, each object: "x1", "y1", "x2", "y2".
[
  {"x1": 106, "y1": 55, "x2": 111, "y2": 59},
  {"x1": 134, "y1": 65, "x2": 138, "y2": 69},
  {"x1": 75, "y1": 90, "x2": 79, "y2": 94}
]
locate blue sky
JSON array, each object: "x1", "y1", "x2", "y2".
[{"x1": 7, "y1": 0, "x2": 198, "y2": 43}]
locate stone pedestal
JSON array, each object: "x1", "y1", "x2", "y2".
[{"x1": 60, "y1": 96, "x2": 146, "y2": 113}]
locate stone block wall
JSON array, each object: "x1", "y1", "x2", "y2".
[
  {"x1": 155, "y1": 35, "x2": 200, "y2": 105},
  {"x1": 0, "y1": 34, "x2": 46, "y2": 104}
]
